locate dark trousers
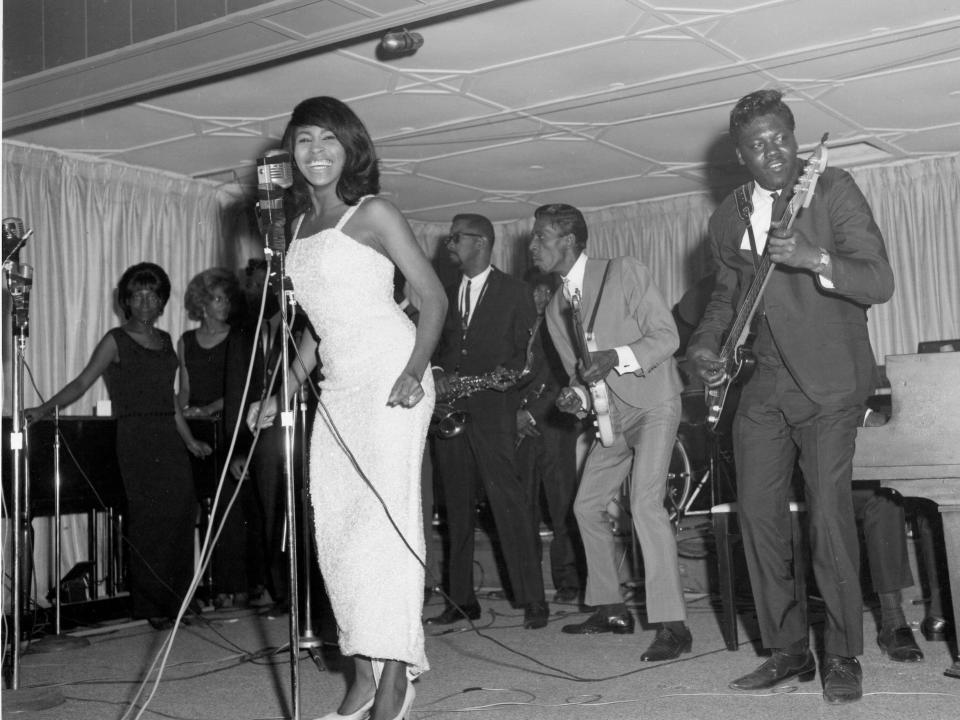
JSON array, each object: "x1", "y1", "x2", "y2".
[
  {"x1": 249, "y1": 423, "x2": 289, "y2": 603},
  {"x1": 852, "y1": 487, "x2": 913, "y2": 595},
  {"x1": 517, "y1": 421, "x2": 582, "y2": 592},
  {"x1": 734, "y1": 359, "x2": 864, "y2": 657},
  {"x1": 433, "y1": 423, "x2": 545, "y2": 607}
]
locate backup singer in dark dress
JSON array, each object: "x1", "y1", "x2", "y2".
[{"x1": 26, "y1": 263, "x2": 210, "y2": 629}]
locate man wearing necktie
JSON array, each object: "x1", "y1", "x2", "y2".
[
  {"x1": 427, "y1": 213, "x2": 549, "y2": 629},
  {"x1": 687, "y1": 89, "x2": 895, "y2": 704},
  {"x1": 529, "y1": 203, "x2": 692, "y2": 661}
]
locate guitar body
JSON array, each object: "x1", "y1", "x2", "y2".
[
  {"x1": 704, "y1": 342, "x2": 756, "y2": 430},
  {"x1": 569, "y1": 291, "x2": 615, "y2": 447}
]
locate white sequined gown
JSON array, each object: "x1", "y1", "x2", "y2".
[{"x1": 286, "y1": 196, "x2": 432, "y2": 675}]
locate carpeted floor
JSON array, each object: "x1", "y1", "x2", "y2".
[{"x1": 4, "y1": 585, "x2": 959, "y2": 720}]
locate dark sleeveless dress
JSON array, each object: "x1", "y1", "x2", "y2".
[
  {"x1": 181, "y1": 329, "x2": 229, "y2": 409},
  {"x1": 180, "y1": 328, "x2": 247, "y2": 596},
  {"x1": 105, "y1": 328, "x2": 196, "y2": 620}
]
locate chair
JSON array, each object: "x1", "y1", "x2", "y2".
[{"x1": 712, "y1": 500, "x2": 806, "y2": 650}]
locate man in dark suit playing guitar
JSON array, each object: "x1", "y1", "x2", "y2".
[
  {"x1": 427, "y1": 213, "x2": 549, "y2": 629},
  {"x1": 687, "y1": 90, "x2": 895, "y2": 704},
  {"x1": 529, "y1": 203, "x2": 691, "y2": 661}
]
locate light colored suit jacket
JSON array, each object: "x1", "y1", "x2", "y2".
[{"x1": 545, "y1": 256, "x2": 683, "y2": 411}]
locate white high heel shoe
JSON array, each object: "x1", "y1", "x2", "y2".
[
  {"x1": 312, "y1": 694, "x2": 374, "y2": 720},
  {"x1": 387, "y1": 681, "x2": 415, "y2": 720}
]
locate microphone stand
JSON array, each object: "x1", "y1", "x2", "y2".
[
  {"x1": 3, "y1": 256, "x2": 64, "y2": 709},
  {"x1": 268, "y1": 245, "x2": 303, "y2": 720},
  {"x1": 29, "y1": 409, "x2": 89, "y2": 654},
  {"x1": 296, "y1": 384, "x2": 325, "y2": 671}
]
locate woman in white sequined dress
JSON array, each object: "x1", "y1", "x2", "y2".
[{"x1": 249, "y1": 97, "x2": 446, "y2": 720}]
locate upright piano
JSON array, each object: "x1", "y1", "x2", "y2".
[{"x1": 853, "y1": 351, "x2": 960, "y2": 677}]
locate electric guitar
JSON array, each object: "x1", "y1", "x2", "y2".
[
  {"x1": 569, "y1": 288, "x2": 615, "y2": 447},
  {"x1": 704, "y1": 134, "x2": 830, "y2": 431}
]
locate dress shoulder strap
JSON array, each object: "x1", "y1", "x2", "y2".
[{"x1": 334, "y1": 195, "x2": 373, "y2": 231}]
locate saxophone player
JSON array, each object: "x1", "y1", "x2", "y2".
[{"x1": 427, "y1": 214, "x2": 549, "y2": 629}]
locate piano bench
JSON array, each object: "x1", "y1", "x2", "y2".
[{"x1": 712, "y1": 500, "x2": 806, "y2": 651}]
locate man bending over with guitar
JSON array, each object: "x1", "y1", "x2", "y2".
[
  {"x1": 687, "y1": 90, "x2": 894, "y2": 704},
  {"x1": 529, "y1": 203, "x2": 691, "y2": 661}
]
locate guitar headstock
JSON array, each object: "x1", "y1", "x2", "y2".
[{"x1": 791, "y1": 133, "x2": 830, "y2": 211}]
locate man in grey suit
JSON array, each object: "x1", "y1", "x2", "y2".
[{"x1": 529, "y1": 203, "x2": 691, "y2": 660}]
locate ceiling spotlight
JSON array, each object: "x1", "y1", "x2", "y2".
[{"x1": 378, "y1": 28, "x2": 423, "y2": 57}]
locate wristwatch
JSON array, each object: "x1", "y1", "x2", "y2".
[{"x1": 813, "y1": 247, "x2": 831, "y2": 274}]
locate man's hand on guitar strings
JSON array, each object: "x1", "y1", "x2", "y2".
[
  {"x1": 688, "y1": 347, "x2": 727, "y2": 387},
  {"x1": 578, "y1": 349, "x2": 617, "y2": 385},
  {"x1": 767, "y1": 226, "x2": 819, "y2": 270}
]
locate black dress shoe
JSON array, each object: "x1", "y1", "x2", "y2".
[
  {"x1": 878, "y1": 626, "x2": 924, "y2": 662},
  {"x1": 640, "y1": 625, "x2": 692, "y2": 661},
  {"x1": 553, "y1": 587, "x2": 579, "y2": 603},
  {"x1": 729, "y1": 649, "x2": 816, "y2": 690},
  {"x1": 524, "y1": 601, "x2": 549, "y2": 629},
  {"x1": 425, "y1": 602, "x2": 481, "y2": 625},
  {"x1": 561, "y1": 608, "x2": 635, "y2": 635},
  {"x1": 147, "y1": 617, "x2": 174, "y2": 631},
  {"x1": 920, "y1": 615, "x2": 953, "y2": 641},
  {"x1": 822, "y1": 654, "x2": 862, "y2": 705}
]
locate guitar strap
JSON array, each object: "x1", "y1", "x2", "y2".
[
  {"x1": 734, "y1": 182, "x2": 761, "y2": 271},
  {"x1": 585, "y1": 261, "x2": 612, "y2": 335}
]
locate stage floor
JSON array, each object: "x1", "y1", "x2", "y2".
[{"x1": 5, "y1": 586, "x2": 959, "y2": 720}]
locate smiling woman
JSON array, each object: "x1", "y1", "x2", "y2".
[{"x1": 245, "y1": 96, "x2": 447, "y2": 720}]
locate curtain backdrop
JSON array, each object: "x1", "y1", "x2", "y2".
[
  {"x1": 2, "y1": 140, "x2": 226, "y2": 414},
  {"x1": 411, "y1": 154, "x2": 960, "y2": 364},
  {"x1": 3, "y1": 141, "x2": 957, "y2": 604}
]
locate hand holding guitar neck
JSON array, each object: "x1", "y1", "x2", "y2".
[{"x1": 578, "y1": 349, "x2": 618, "y2": 385}]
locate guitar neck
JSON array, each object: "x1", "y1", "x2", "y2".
[
  {"x1": 719, "y1": 189, "x2": 804, "y2": 359},
  {"x1": 569, "y1": 294, "x2": 592, "y2": 363}
]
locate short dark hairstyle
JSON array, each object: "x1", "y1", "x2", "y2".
[
  {"x1": 282, "y1": 96, "x2": 380, "y2": 215},
  {"x1": 524, "y1": 268, "x2": 558, "y2": 292},
  {"x1": 183, "y1": 267, "x2": 241, "y2": 321},
  {"x1": 534, "y1": 203, "x2": 588, "y2": 252},
  {"x1": 117, "y1": 262, "x2": 171, "y2": 319},
  {"x1": 452, "y1": 213, "x2": 496, "y2": 249},
  {"x1": 729, "y1": 89, "x2": 796, "y2": 145}
]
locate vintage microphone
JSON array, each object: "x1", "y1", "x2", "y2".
[{"x1": 255, "y1": 150, "x2": 308, "y2": 719}]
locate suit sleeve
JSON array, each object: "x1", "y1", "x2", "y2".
[
  {"x1": 619, "y1": 258, "x2": 680, "y2": 373},
  {"x1": 817, "y1": 169, "x2": 894, "y2": 305},
  {"x1": 687, "y1": 211, "x2": 739, "y2": 356}
]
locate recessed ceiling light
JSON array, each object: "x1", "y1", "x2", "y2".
[
  {"x1": 529, "y1": 164, "x2": 544, "y2": 170},
  {"x1": 609, "y1": 82, "x2": 626, "y2": 89}
]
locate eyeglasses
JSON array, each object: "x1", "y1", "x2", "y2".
[
  {"x1": 207, "y1": 294, "x2": 230, "y2": 305},
  {"x1": 446, "y1": 231, "x2": 484, "y2": 245}
]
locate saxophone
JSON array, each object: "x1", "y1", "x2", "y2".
[{"x1": 431, "y1": 367, "x2": 522, "y2": 439}]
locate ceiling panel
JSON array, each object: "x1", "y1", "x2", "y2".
[{"x1": 4, "y1": 0, "x2": 960, "y2": 222}]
